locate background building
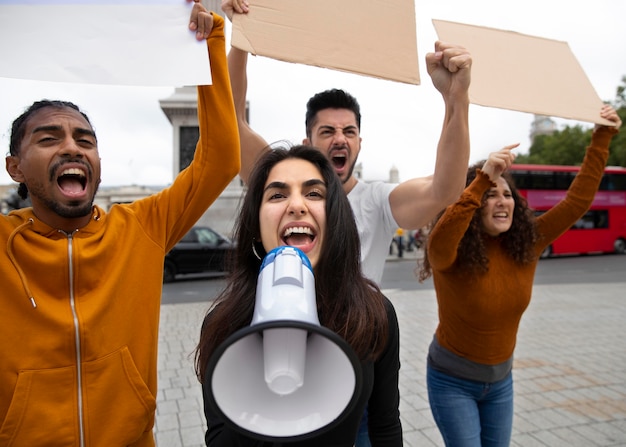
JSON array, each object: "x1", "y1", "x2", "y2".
[
  {"x1": 529, "y1": 114, "x2": 557, "y2": 141},
  {"x1": 159, "y1": 85, "x2": 244, "y2": 237}
]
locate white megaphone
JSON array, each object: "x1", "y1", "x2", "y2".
[{"x1": 204, "y1": 246, "x2": 363, "y2": 442}]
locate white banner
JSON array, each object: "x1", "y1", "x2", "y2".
[{"x1": 0, "y1": 0, "x2": 212, "y2": 86}]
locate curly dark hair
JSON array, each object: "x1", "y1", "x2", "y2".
[{"x1": 418, "y1": 160, "x2": 537, "y2": 282}]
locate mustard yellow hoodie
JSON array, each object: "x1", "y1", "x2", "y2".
[{"x1": 0, "y1": 15, "x2": 239, "y2": 447}]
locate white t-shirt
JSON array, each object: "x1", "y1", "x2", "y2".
[{"x1": 347, "y1": 180, "x2": 398, "y2": 284}]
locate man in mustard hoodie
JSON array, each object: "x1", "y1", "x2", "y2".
[{"x1": 0, "y1": 5, "x2": 239, "y2": 446}]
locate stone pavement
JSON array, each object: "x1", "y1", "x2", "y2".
[{"x1": 154, "y1": 258, "x2": 626, "y2": 446}]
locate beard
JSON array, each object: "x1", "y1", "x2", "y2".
[
  {"x1": 27, "y1": 178, "x2": 99, "y2": 220},
  {"x1": 339, "y1": 159, "x2": 357, "y2": 185},
  {"x1": 39, "y1": 159, "x2": 98, "y2": 218},
  {"x1": 46, "y1": 198, "x2": 96, "y2": 219}
]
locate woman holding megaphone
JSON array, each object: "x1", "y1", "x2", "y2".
[{"x1": 195, "y1": 145, "x2": 402, "y2": 446}]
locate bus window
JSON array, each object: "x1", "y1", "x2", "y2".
[
  {"x1": 602, "y1": 173, "x2": 626, "y2": 191},
  {"x1": 571, "y1": 210, "x2": 609, "y2": 230}
]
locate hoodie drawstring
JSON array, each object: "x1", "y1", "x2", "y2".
[{"x1": 7, "y1": 218, "x2": 37, "y2": 308}]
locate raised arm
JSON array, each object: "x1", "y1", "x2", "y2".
[
  {"x1": 144, "y1": 4, "x2": 241, "y2": 250},
  {"x1": 191, "y1": 0, "x2": 269, "y2": 184},
  {"x1": 227, "y1": 47, "x2": 270, "y2": 184},
  {"x1": 534, "y1": 104, "x2": 622, "y2": 249},
  {"x1": 389, "y1": 42, "x2": 472, "y2": 230}
]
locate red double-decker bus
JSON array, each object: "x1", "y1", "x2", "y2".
[{"x1": 509, "y1": 164, "x2": 626, "y2": 258}]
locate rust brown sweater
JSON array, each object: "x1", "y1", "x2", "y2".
[{"x1": 427, "y1": 126, "x2": 617, "y2": 365}]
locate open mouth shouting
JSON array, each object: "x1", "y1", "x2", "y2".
[
  {"x1": 329, "y1": 147, "x2": 349, "y2": 176},
  {"x1": 56, "y1": 164, "x2": 88, "y2": 199},
  {"x1": 282, "y1": 225, "x2": 317, "y2": 253}
]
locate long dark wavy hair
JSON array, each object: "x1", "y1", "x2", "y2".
[
  {"x1": 418, "y1": 161, "x2": 537, "y2": 282},
  {"x1": 195, "y1": 145, "x2": 389, "y2": 382}
]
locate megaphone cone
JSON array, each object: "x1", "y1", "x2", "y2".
[{"x1": 204, "y1": 246, "x2": 363, "y2": 442}]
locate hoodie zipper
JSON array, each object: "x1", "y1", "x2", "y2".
[{"x1": 67, "y1": 232, "x2": 85, "y2": 447}]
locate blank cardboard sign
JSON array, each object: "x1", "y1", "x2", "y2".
[
  {"x1": 231, "y1": 0, "x2": 420, "y2": 85},
  {"x1": 432, "y1": 19, "x2": 612, "y2": 126}
]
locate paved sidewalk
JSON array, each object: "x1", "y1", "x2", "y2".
[{"x1": 154, "y1": 267, "x2": 626, "y2": 446}]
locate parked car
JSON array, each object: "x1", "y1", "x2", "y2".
[{"x1": 164, "y1": 226, "x2": 235, "y2": 282}]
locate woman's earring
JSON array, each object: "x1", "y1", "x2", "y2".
[{"x1": 252, "y1": 241, "x2": 263, "y2": 261}]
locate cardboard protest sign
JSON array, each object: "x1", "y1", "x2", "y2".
[
  {"x1": 231, "y1": 0, "x2": 420, "y2": 85},
  {"x1": 432, "y1": 19, "x2": 611, "y2": 125}
]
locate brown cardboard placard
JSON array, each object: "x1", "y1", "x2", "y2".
[
  {"x1": 432, "y1": 19, "x2": 611, "y2": 126},
  {"x1": 231, "y1": 0, "x2": 420, "y2": 85}
]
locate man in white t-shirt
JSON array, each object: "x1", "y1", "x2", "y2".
[
  {"x1": 229, "y1": 75, "x2": 471, "y2": 285},
  {"x1": 195, "y1": 3, "x2": 472, "y2": 286},
  {"x1": 192, "y1": 4, "x2": 471, "y2": 285},
  {"x1": 203, "y1": 10, "x2": 473, "y2": 285}
]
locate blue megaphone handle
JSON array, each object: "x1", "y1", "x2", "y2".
[{"x1": 260, "y1": 246, "x2": 312, "y2": 272}]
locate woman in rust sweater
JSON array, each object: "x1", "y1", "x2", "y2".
[{"x1": 418, "y1": 105, "x2": 621, "y2": 446}]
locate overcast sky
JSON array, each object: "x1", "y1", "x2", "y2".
[{"x1": 1, "y1": 0, "x2": 625, "y2": 187}]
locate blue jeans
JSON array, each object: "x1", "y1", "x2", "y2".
[
  {"x1": 427, "y1": 365, "x2": 513, "y2": 447},
  {"x1": 354, "y1": 406, "x2": 371, "y2": 447}
]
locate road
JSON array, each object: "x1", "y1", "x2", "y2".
[
  {"x1": 381, "y1": 252, "x2": 626, "y2": 290},
  {"x1": 160, "y1": 253, "x2": 626, "y2": 304}
]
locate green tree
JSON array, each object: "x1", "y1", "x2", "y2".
[
  {"x1": 516, "y1": 76, "x2": 626, "y2": 167},
  {"x1": 607, "y1": 75, "x2": 626, "y2": 167},
  {"x1": 516, "y1": 125, "x2": 591, "y2": 165}
]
